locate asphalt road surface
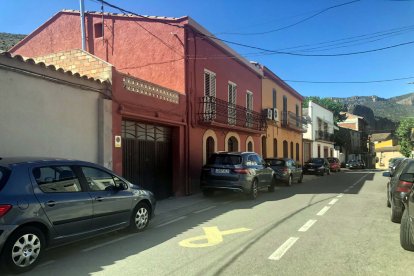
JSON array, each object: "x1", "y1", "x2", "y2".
[{"x1": 10, "y1": 169, "x2": 412, "y2": 276}]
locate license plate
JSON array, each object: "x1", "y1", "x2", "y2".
[
  {"x1": 215, "y1": 169, "x2": 229, "y2": 174},
  {"x1": 308, "y1": 169, "x2": 314, "y2": 171}
]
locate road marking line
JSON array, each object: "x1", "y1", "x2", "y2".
[
  {"x1": 179, "y1": 227, "x2": 251, "y2": 248},
  {"x1": 337, "y1": 193, "x2": 344, "y2": 198},
  {"x1": 37, "y1": 260, "x2": 56, "y2": 268},
  {"x1": 344, "y1": 188, "x2": 350, "y2": 192},
  {"x1": 329, "y1": 198, "x2": 339, "y2": 205},
  {"x1": 194, "y1": 206, "x2": 216, "y2": 214},
  {"x1": 268, "y1": 237, "x2": 299, "y2": 260},
  {"x1": 317, "y1": 206, "x2": 331, "y2": 216},
  {"x1": 298, "y1": 219, "x2": 317, "y2": 232},
  {"x1": 155, "y1": 216, "x2": 187, "y2": 228},
  {"x1": 82, "y1": 234, "x2": 135, "y2": 252}
]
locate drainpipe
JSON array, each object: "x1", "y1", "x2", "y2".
[{"x1": 80, "y1": 0, "x2": 86, "y2": 51}]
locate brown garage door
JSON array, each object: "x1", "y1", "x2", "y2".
[{"x1": 121, "y1": 120, "x2": 172, "y2": 199}]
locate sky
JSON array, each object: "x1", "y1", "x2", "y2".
[{"x1": 1, "y1": 0, "x2": 413, "y2": 99}]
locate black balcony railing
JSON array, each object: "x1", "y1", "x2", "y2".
[
  {"x1": 199, "y1": 96, "x2": 266, "y2": 131},
  {"x1": 315, "y1": 130, "x2": 334, "y2": 142},
  {"x1": 281, "y1": 111, "x2": 308, "y2": 133}
]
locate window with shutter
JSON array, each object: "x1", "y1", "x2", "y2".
[
  {"x1": 246, "y1": 91, "x2": 253, "y2": 128},
  {"x1": 228, "y1": 82, "x2": 237, "y2": 125},
  {"x1": 204, "y1": 70, "x2": 216, "y2": 120}
]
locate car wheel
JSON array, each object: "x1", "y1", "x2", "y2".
[
  {"x1": 386, "y1": 187, "x2": 391, "y2": 208},
  {"x1": 400, "y1": 209, "x2": 414, "y2": 251},
  {"x1": 2, "y1": 226, "x2": 45, "y2": 273},
  {"x1": 320, "y1": 170, "x2": 324, "y2": 176},
  {"x1": 298, "y1": 173, "x2": 303, "y2": 183},
  {"x1": 202, "y1": 189, "x2": 214, "y2": 197},
  {"x1": 390, "y1": 199, "x2": 403, "y2": 223},
  {"x1": 129, "y1": 203, "x2": 150, "y2": 231},
  {"x1": 268, "y1": 177, "x2": 276, "y2": 193},
  {"x1": 286, "y1": 175, "x2": 293, "y2": 186},
  {"x1": 249, "y1": 179, "x2": 258, "y2": 200}
]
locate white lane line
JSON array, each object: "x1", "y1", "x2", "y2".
[
  {"x1": 298, "y1": 219, "x2": 317, "y2": 232},
  {"x1": 317, "y1": 206, "x2": 331, "y2": 216},
  {"x1": 155, "y1": 216, "x2": 187, "y2": 228},
  {"x1": 193, "y1": 206, "x2": 216, "y2": 214},
  {"x1": 37, "y1": 260, "x2": 56, "y2": 268},
  {"x1": 337, "y1": 193, "x2": 344, "y2": 198},
  {"x1": 268, "y1": 237, "x2": 299, "y2": 261},
  {"x1": 329, "y1": 198, "x2": 339, "y2": 205},
  {"x1": 82, "y1": 234, "x2": 135, "y2": 252}
]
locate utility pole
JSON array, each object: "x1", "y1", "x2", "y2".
[{"x1": 80, "y1": 0, "x2": 86, "y2": 51}]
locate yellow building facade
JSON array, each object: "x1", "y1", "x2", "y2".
[{"x1": 260, "y1": 66, "x2": 305, "y2": 164}]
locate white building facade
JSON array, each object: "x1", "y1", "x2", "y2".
[{"x1": 303, "y1": 101, "x2": 335, "y2": 161}]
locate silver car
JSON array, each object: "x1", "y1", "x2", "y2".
[{"x1": 0, "y1": 157, "x2": 156, "y2": 273}]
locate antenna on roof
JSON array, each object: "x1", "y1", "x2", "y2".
[{"x1": 79, "y1": 0, "x2": 86, "y2": 50}]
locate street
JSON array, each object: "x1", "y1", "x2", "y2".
[{"x1": 14, "y1": 170, "x2": 411, "y2": 276}]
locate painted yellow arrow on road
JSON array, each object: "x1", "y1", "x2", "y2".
[{"x1": 179, "y1": 226, "x2": 251, "y2": 248}]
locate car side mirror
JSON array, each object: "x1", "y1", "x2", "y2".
[
  {"x1": 400, "y1": 173, "x2": 414, "y2": 183},
  {"x1": 382, "y1": 172, "x2": 391, "y2": 178}
]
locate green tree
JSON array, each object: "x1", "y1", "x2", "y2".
[
  {"x1": 302, "y1": 96, "x2": 347, "y2": 124},
  {"x1": 396, "y1": 118, "x2": 414, "y2": 157}
]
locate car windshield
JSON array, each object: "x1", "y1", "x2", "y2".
[
  {"x1": 327, "y1": 158, "x2": 336, "y2": 163},
  {"x1": 266, "y1": 159, "x2": 285, "y2": 166},
  {"x1": 207, "y1": 154, "x2": 242, "y2": 165},
  {"x1": 307, "y1": 158, "x2": 323, "y2": 164},
  {"x1": 0, "y1": 166, "x2": 11, "y2": 191}
]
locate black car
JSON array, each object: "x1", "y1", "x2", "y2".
[
  {"x1": 200, "y1": 152, "x2": 276, "y2": 199},
  {"x1": 303, "y1": 158, "x2": 330, "y2": 176},
  {"x1": 265, "y1": 158, "x2": 303, "y2": 186},
  {"x1": 347, "y1": 160, "x2": 362, "y2": 169},
  {"x1": 0, "y1": 157, "x2": 156, "y2": 273},
  {"x1": 400, "y1": 169, "x2": 414, "y2": 251},
  {"x1": 384, "y1": 158, "x2": 414, "y2": 223}
]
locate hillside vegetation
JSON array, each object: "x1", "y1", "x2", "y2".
[{"x1": 0, "y1": 32, "x2": 25, "y2": 51}]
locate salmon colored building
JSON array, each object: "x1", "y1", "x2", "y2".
[
  {"x1": 11, "y1": 10, "x2": 265, "y2": 196},
  {"x1": 256, "y1": 65, "x2": 305, "y2": 164}
]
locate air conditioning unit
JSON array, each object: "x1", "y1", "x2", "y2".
[
  {"x1": 273, "y1": 108, "x2": 279, "y2": 121},
  {"x1": 264, "y1": 108, "x2": 273, "y2": 120}
]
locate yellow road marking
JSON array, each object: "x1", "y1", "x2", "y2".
[{"x1": 179, "y1": 226, "x2": 251, "y2": 248}]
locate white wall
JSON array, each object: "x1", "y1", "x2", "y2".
[{"x1": 0, "y1": 61, "x2": 112, "y2": 166}]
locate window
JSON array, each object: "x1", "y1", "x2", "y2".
[
  {"x1": 228, "y1": 82, "x2": 237, "y2": 125},
  {"x1": 296, "y1": 143, "x2": 300, "y2": 161},
  {"x1": 262, "y1": 136, "x2": 267, "y2": 158},
  {"x1": 318, "y1": 144, "x2": 321, "y2": 158},
  {"x1": 296, "y1": 104, "x2": 300, "y2": 127},
  {"x1": 81, "y1": 167, "x2": 123, "y2": 191},
  {"x1": 247, "y1": 141, "x2": 253, "y2": 152},
  {"x1": 204, "y1": 70, "x2": 216, "y2": 120},
  {"x1": 228, "y1": 136, "x2": 238, "y2": 152},
  {"x1": 290, "y1": 142, "x2": 294, "y2": 159},
  {"x1": 246, "y1": 91, "x2": 253, "y2": 127},
  {"x1": 273, "y1": 139, "x2": 278, "y2": 157},
  {"x1": 33, "y1": 166, "x2": 82, "y2": 193},
  {"x1": 283, "y1": 140, "x2": 288, "y2": 158},
  {"x1": 272, "y1": 89, "x2": 277, "y2": 108},
  {"x1": 94, "y1": 23, "x2": 103, "y2": 38},
  {"x1": 282, "y1": 96, "x2": 288, "y2": 124},
  {"x1": 247, "y1": 154, "x2": 262, "y2": 166}
]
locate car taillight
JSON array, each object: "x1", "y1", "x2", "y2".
[
  {"x1": 233, "y1": 168, "x2": 250, "y2": 174},
  {"x1": 396, "y1": 181, "x2": 413, "y2": 193},
  {"x1": 0, "y1": 205, "x2": 12, "y2": 218}
]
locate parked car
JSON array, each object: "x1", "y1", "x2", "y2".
[
  {"x1": 327, "y1": 157, "x2": 341, "y2": 172},
  {"x1": 389, "y1": 157, "x2": 405, "y2": 176},
  {"x1": 265, "y1": 158, "x2": 303, "y2": 186},
  {"x1": 0, "y1": 157, "x2": 156, "y2": 273},
  {"x1": 347, "y1": 160, "x2": 362, "y2": 169},
  {"x1": 200, "y1": 152, "x2": 276, "y2": 199},
  {"x1": 400, "y1": 171, "x2": 414, "y2": 251},
  {"x1": 357, "y1": 160, "x2": 366, "y2": 169},
  {"x1": 303, "y1": 158, "x2": 330, "y2": 176},
  {"x1": 384, "y1": 158, "x2": 414, "y2": 223}
]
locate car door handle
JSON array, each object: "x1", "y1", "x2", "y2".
[
  {"x1": 95, "y1": 196, "x2": 104, "y2": 202},
  {"x1": 46, "y1": 200, "x2": 56, "y2": 207}
]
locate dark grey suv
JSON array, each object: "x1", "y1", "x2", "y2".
[
  {"x1": 200, "y1": 152, "x2": 276, "y2": 199},
  {"x1": 0, "y1": 157, "x2": 156, "y2": 273}
]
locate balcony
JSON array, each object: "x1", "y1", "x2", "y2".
[
  {"x1": 198, "y1": 96, "x2": 266, "y2": 132},
  {"x1": 315, "y1": 130, "x2": 335, "y2": 142},
  {"x1": 281, "y1": 111, "x2": 308, "y2": 133}
]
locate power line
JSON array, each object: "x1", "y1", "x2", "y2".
[
  {"x1": 283, "y1": 76, "x2": 414, "y2": 84},
  {"x1": 218, "y1": 0, "x2": 361, "y2": 36}
]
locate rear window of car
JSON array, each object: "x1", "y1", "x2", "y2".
[
  {"x1": 207, "y1": 154, "x2": 242, "y2": 165},
  {"x1": 308, "y1": 158, "x2": 323, "y2": 164},
  {"x1": 267, "y1": 159, "x2": 285, "y2": 166},
  {"x1": 327, "y1": 158, "x2": 337, "y2": 163},
  {"x1": 0, "y1": 166, "x2": 11, "y2": 191},
  {"x1": 403, "y1": 161, "x2": 414, "y2": 174}
]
